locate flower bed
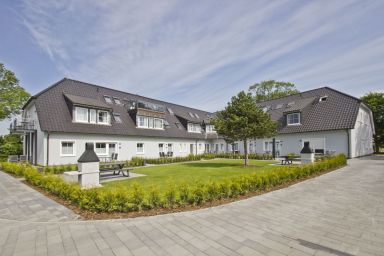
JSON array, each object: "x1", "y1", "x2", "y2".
[{"x1": 0, "y1": 154, "x2": 346, "y2": 213}]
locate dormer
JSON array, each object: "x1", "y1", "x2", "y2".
[
  {"x1": 64, "y1": 94, "x2": 112, "y2": 125},
  {"x1": 286, "y1": 112, "x2": 300, "y2": 125},
  {"x1": 125, "y1": 100, "x2": 166, "y2": 130},
  {"x1": 187, "y1": 122, "x2": 202, "y2": 133}
]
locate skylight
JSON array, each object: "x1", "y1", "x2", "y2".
[
  {"x1": 175, "y1": 122, "x2": 183, "y2": 129},
  {"x1": 104, "y1": 96, "x2": 112, "y2": 104},
  {"x1": 194, "y1": 113, "x2": 199, "y2": 118},
  {"x1": 113, "y1": 113, "x2": 122, "y2": 123},
  {"x1": 319, "y1": 96, "x2": 328, "y2": 102},
  {"x1": 167, "y1": 107, "x2": 174, "y2": 115},
  {"x1": 287, "y1": 101, "x2": 295, "y2": 107},
  {"x1": 188, "y1": 112, "x2": 194, "y2": 118},
  {"x1": 275, "y1": 104, "x2": 283, "y2": 109},
  {"x1": 113, "y1": 97, "x2": 121, "y2": 105}
]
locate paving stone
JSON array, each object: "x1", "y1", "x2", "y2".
[{"x1": 0, "y1": 156, "x2": 384, "y2": 256}]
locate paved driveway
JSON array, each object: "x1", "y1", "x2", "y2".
[{"x1": 0, "y1": 156, "x2": 383, "y2": 256}]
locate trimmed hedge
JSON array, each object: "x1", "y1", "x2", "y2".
[{"x1": 0, "y1": 154, "x2": 346, "y2": 213}]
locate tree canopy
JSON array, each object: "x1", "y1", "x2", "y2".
[
  {"x1": 361, "y1": 92, "x2": 384, "y2": 152},
  {"x1": 212, "y1": 91, "x2": 276, "y2": 165},
  {"x1": 0, "y1": 134, "x2": 23, "y2": 156},
  {"x1": 0, "y1": 63, "x2": 30, "y2": 121},
  {"x1": 249, "y1": 80, "x2": 299, "y2": 102}
]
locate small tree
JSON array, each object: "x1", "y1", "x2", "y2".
[
  {"x1": 249, "y1": 80, "x2": 299, "y2": 102},
  {"x1": 212, "y1": 91, "x2": 276, "y2": 165},
  {"x1": 0, "y1": 63, "x2": 30, "y2": 121},
  {"x1": 361, "y1": 92, "x2": 384, "y2": 152}
]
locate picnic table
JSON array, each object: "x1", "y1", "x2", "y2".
[
  {"x1": 99, "y1": 162, "x2": 132, "y2": 177},
  {"x1": 280, "y1": 155, "x2": 293, "y2": 165}
]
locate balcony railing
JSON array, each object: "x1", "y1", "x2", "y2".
[
  {"x1": 10, "y1": 118, "x2": 36, "y2": 134},
  {"x1": 125, "y1": 100, "x2": 165, "y2": 113}
]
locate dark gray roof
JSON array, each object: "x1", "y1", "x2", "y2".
[
  {"x1": 29, "y1": 78, "x2": 219, "y2": 139},
  {"x1": 64, "y1": 93, "x2": 111, "y2": 110},
  {"x1": 258, "y1": 87, "x2": 363, "y2": 134}
]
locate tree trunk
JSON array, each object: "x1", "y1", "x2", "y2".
[{"x1": 244, "y1": 139, "x2": 249, "y2": 166}]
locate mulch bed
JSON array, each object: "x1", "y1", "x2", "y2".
[{"x1": 10, "y1": 165, "x2": 346, "y2": 220}]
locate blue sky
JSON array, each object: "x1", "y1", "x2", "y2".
[{"x1": 1, "y1": 0, "x2": 384, "y2": 134}]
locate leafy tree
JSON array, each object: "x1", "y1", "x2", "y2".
[
  {"x1": 361, "y1": 92, "x2": 384, "y2": 153},
  {"x1": 212, "y1": 91, "x2": 276, "y2": 165},
  {"x1": 0, "y1": 63, "x2": 30, "y2": 121},
  {"x1": 249, "y1": 80, "x2": 299, "y2": 102},
  {"x1": 0, "y1": 134, "x2": 23, "y2": 156}
]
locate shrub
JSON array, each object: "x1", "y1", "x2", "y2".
[{"x1": 0, "y1": 154, "x2": 347, "y2": 213}]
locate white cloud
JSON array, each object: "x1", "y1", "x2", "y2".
[{"x1": 19, "y1": 0, "x2": 384, "y2": 111}]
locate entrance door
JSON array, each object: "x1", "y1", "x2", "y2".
[{"x1": 190, "y1": 144, "x2": 194, "y2": 154}]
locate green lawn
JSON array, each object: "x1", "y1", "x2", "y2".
[{"x1": 103, "y1": 159, "x2": 278, "y2": 190}]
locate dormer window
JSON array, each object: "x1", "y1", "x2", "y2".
[
  {"x1": 98, "y1": 110, "x2": 109, "y2": 124},
  {"x1": 319, "y1": 96, "x2": 328, "y2": 102},
  {"x1": 104, "y1": 96, "x2": 112, "y2": 104},
  {"x1": 74, "y1": 107, "x2": 110, "y2": 125},
  {"x1": 287, "y1": 112, "x2": 300, "y2": 125},
  {"x1": 136, "y1": 115, "x2": 164, "y2": 129},
  {"x1": 113, "y1": 97, "x2": 121, "y2": 104},
  {"x1": 205, "y1": 124, "x2": 216, "y2": 133},
  {"x1": 188, "y1": 123, "x2": 201, "y2": 133}
]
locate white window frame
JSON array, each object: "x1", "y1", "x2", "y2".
[
  {"x1": 60, "y1": 141, "x2": 76, "y2": 157},
  {"x1": 136, "y1": 115, "x2": 164, "y2": 130},
  {"x1": 104, "y1": 96, "x2": 112, "y2": 104},
  {"x1": 287, "y1": 113, "x2": 300, "y2": 125},
  {"x1": 159, "y1": 143, "x2": 164, "y2": 153},
  {"x1": 188, "y1": 123, "x2": 201, "y2": 133},
  {"x1": 136, "y1": 143, "x2": 145, "y2": 154},
  {"x1": 113, "y1": 113, "x2": 122, "y2": 123},
  {"x1": 113, "y1": 97, "x2": 121, "y2": 105},
  {"x1": 89, "y1": 109, "x2": 97, "y2": 124},
  {"x1": 98, "y1": 110, "x2": 110, "y2": 125},
  {"x1": 74, "y1": 107, "x2": 89, "y2": 123},
  {"x1": 167, "y1": 143, "x2": 173, "y2": 153}
]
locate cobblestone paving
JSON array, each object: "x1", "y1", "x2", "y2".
[{"x1": 0, "y1": 156, "x2": 383, "y2": 256}]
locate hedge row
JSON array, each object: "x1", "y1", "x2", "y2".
[{"x1": 0, "y1": 154, "x2": 346, "y2": 213}]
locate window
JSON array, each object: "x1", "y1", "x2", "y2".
[
  {"x1": 113, "y1": 113, "x2": 122, "y2": 123},
  {"x1": 154, "y1": 118, "x2": 163, "y2": 129},
  {"x1": 159, "y1": 143, "x2": 164, "y2": 152},
  {"x1": 175, "y1": 122, "x2": 183, "y2": 129},
  {"x1": 205, "y1": 125, "x2": 216, "y2": 133},
  {"x1": 319, "y1": 96, "x2": 327, "y2": 102},
  {"x1": 287, "y1": 113, "x2": 300, "y2": 125},
  {"x1": 90, "y1": 109, "x2": 97, "y2": 123},
  {"x1": 194, "y1": 113, "x2": 199, "y2": 118},
  {"x1": 104, "y1": 96, "x2": 112, "y2": 104},
  {"x1": 221, "y1": 144, "x2": 224, "y2": 151},
  {"x1": 188, "y1": 123, "x2": 201, "y2": 133},
  {"x1": 199, "y1": 143, "x2": 202, "y2": 150},
  {"x1": 167, "y1": 107, "x2": 174, "y2": 115},
  {"x1": 113, "y1": 97, "x2": 121, "y2": 104},
  {"x1": 136, "y1": 115, "x2": 164, "y2": 129},
  {"x1": 275, "y1": 104, "x2": 283, "y2": 109},
  {"x1": 137, "y1": 143, "x2": 144, "y2": 154},
  {"x1": 75, "y1": 107, "x2": 88, "y2": 122},
  {"x1": 61, "y1": 141, "x2": 75, "y2": 156},
  {"x1": 179, "y1": 143, "x2": 183, "y2": 152},
  {"x1": 98, "y1": 110, "x2": 109, "y2": 124},
  {"x1": 287, "y1": 102, "x2": 295, "y2": 107},
  {"x1": 95, "y1": 143, "x2": 107, "y2": 155},
  {"x1": 168, "y1": 143, "x2": 173, "y2": 152}
]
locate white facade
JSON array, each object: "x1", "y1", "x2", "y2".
[
  {"x1": 238, "y1": 104, "x2": 375, "y2": 158},
  {"x1": 46, "y1": 133, "x2": 227, "y2": 165}
]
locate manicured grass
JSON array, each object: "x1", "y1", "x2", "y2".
[{"x1": 104, "y1": 159, "x2": 278, "y2": 190}]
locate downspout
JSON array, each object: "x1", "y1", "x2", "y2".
[
  {"x1": 46, "y1": 132, "x2": 50, "y2": 166},
  {"x1": 346, "y1": 129, "x2": 350, "y2": 159}
]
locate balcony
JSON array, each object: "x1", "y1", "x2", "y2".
[
  {"x1": 125, "y1": 100, "x2": 166, "y2": 118},
  {"x1": 10, "y1": 118, "x2": 36, "y2": 134}
]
